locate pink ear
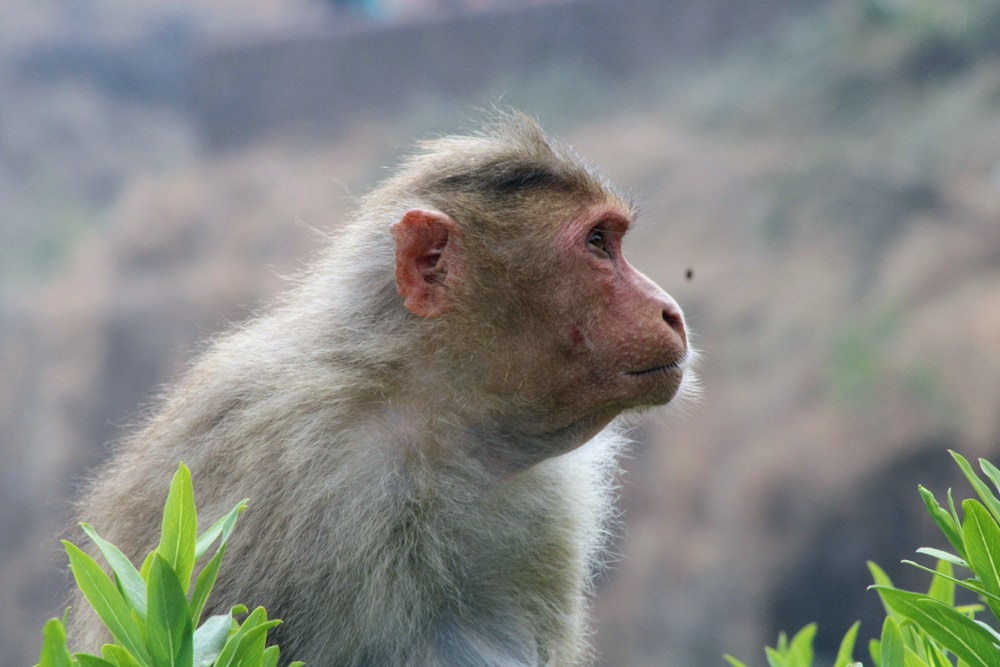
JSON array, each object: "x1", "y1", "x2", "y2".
[{"x1": 390, "y1": 209, "x2": 463, "y2": 318}]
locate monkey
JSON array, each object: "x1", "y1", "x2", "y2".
[{"x1": 68, "y1": 112, "x2": 696, "y2": 666}]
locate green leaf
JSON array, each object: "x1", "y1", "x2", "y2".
[
  {"x1": 834, "y1": 621, "x2": 861, "y2": 667},
  {"x1": 787, "y1": 623, "x2": 816, "y2": 666},
  {"x1": 192, "y1": 614, "x2": 232, "y2": 667},
  {"x1": 870, "y1": 637, "x2": 883, "y2": 667},
  {"x1": 191, "y1": 500, "x2": 246, "y2": 624},
  {"x1": 764, "y1": 646, "x2": 785, "y2": 667},
  {"x1": 956, "y1": 603, "x2": 985, "y2": 616},
  {"x1": 723, "y1": 656, "x2": 750, "y2": 667},
  {"x1": 961, "y1": 499, "x2": 1000, "y2": 618},
  {"x1": 63, "y1": 541, "x2": 151, "y2": 665},
  {"x1": 288, "y1": 663, "x2": 305, "y2": 667},
  {"x1": 76, "y1": 656, "x2": 117, "y2": 667},
  {"x1": 902, "y1": 624, "x2": 926, "y2": 655},
  {"x1": 919, "y1": 485, "x2": 967, "y2": 560},
  {"x1": 146, "y1": 554, "x2": 194, "y2": 667},
  {"x1": 949, "y1": 489, "x2": 963, "y2": 544},
  {"x1": 80, "y1": 524, "x2": 147, "y2": 618},
  {"x1": 190, "y1": 544, "x2": 226, "y2": 625},
  {"x1": 902, "y1": 560, "x2": 993, "y2": 601},
  {"x1": 139, "y1": 552, "x2": 155, "y2": 582},
  {"x1": 870, "y1": 560, "x2": 895, "y2": 587},
  {"x1": 100, "y1": 644, "x2": 144, "y2": 667},
  {"x1": 921, "y1": 639, "x2": 952, "y2": 667},
  {"x1": 233, "y1": 624, "x2": 282, "y2": 667},
  {"x1": 261, "y1": 646, "x2": 280, "y2": 667},
  {"x1": 952, "y1": 451, "x2": 1000, "y2": 527},
  {"x1": 873, "y1": 586, "x2": 999, "y2": 667},
  {"x1": 972, "y1": 619, "x2": 1000, "y2": 652},
  {"x1": 869, "y1": 561, "x2": 905, "y2": 624},
  {"x1": 37, "y1": 618, "x2": 74, "y2": 667},
  {"x1": 214, "y1": 607, "x2": 281, "y2": 667},
  {"x1": 881, "y1": 616, "x2": 905, "y2": 667},
  {"x1": 194, "y1": 500, "x2": 247, "y2": 564},
  {"x1": 926, "y1": 558, "x2": 955, "y2": 605},
  {"x1": 902, "y1": 646, "x2": 928, "y2": 667},
  {"x1": 157, "y1": 464, "x2": 198, "y2": 595},
  {"x1": 916, "y1": 547, "x2": 969, "y2": 569},
  {"x1": 978, "y1": 458, "x2": 1000, "y2": 498}
]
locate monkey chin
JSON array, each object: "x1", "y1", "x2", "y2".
[
  {"x1": 549, "y1": 363, "x2": 695, "y2": 462},
  {"x1": 622, "y1": 347, "x2": 698, "y2": 408}
]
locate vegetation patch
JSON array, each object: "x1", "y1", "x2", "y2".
[
  {"x1": 729, "y1": 451, "x2": 1000, "y2": 667},
  {"x1": 35, "y1": 464, "x2": 303, "y2": 667}
]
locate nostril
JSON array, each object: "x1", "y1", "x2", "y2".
[{"x1": 662, "y1": 306, "x2": 686, "y2": 341}]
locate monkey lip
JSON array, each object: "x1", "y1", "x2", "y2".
[
  {"x1": 626, "y1": 351, "x2": 694, "y2": 378},
  {"x1": 627, "y1": 364, "x2": 681, "y2": 378}
]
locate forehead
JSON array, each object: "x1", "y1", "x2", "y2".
[
  {"x1": 434, "y1": 155, "x2": 610, "y2": 201},
  {"x1": 400, "y1": 116, "x2": 637, "y2": 237},
  {"x1": 443, "y1": 155, "x2": 633, "y2": 213}
]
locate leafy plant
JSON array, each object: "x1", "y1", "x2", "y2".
[
  {"x1": 724, "y1": 622, "x2": 861, "y2": 667},
  {"x1": 728, "y1": 450, "x2": 1000, "y2": 666},
  {"x1": 36, "y1": 463, "x2": 304, "y2": 667}
]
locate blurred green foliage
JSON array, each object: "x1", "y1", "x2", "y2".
[
  {"x1": 729, "y1": 451, "x2": 1000, "y2": 667},
  {"x1": 35, "y1": 464, "x2": 303, "y2": 667}
]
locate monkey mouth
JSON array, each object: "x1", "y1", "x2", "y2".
[
  {"x1": 627, "y1": 364, "x2": 681, "y2": 378},
  {"x1": 626, "y1": 350, "x2": 696, "y2": 378}
]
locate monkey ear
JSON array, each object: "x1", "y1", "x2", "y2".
[{"x1": 390, "y1": 209, "x2": 464, "y2": 319}]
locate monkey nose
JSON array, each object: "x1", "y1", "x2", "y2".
[{"x1": 662, "y1": 302, "x2": 687, "y2": 347}]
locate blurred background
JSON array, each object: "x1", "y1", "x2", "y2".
[{"x1": 2, "y1": 0, "x2": 999, "y2": 664}]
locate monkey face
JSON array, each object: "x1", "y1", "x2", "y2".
[
  {"x1": 552, "y1": 203, "x2": 689, "y2": 403},
  {"x1": 472, "y1": 201, "x2": 693, "y2": 441},
  {"x1": 392, "y1": 194, "x2": 692, "y2": 464}
]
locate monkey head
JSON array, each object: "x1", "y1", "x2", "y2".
[{"x1": 389, "y1": 152, "x2": 693, "y2": 470}]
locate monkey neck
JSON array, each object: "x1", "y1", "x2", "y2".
[
  {"x1": 378, "y1": 393, "x2": 617, "y2": 481},
  {"x1": 462, "y1": 408, "x2": 619, "y2": 477},
  {"x1": 369, "y1": 346, "x2": 620, "y2": 480}
]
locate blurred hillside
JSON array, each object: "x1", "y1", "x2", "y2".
[{"x1": 2, "y1": 0, "x2": 1000, "y2": 665}]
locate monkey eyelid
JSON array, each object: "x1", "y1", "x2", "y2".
[
  {"x1": 593, "y1": 212, "x2": 631, "y2": 234},
  {"x1": 585, "y1": 216, "x2": 628, "y2": 259},
  {"x1": 586, "y1": 229, "x2": 611, "y2": 258},
  {"x1": 591, "y1": 211, "x2": 631, "y2": 242}
]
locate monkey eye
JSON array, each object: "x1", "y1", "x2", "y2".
[{"x1": 587, "y1": 229, "x2": 610, "y2": 256}]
